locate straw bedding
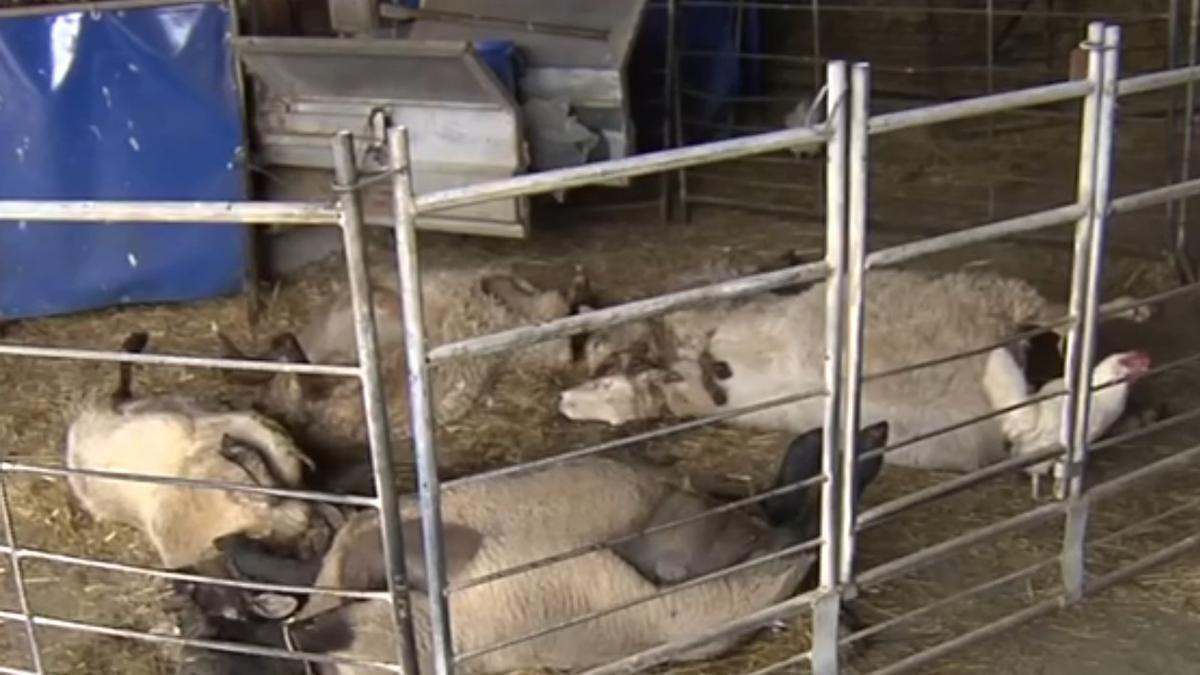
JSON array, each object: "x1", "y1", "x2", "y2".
[{"x1": 0, "y1": 209, "x2": 1197, "y2": 674}]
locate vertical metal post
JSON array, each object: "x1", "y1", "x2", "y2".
[
  {"x1": 0, "y1": 475, "x2": 44, "y2": 674},
  {"x1": 660, "y1": 0, "x2": 677, "y2": 224},
  {"x1": 388, "y1": 126, "x2": 456, "y2": 675},
  {"x1": 1166, "y1": 0, "x2": 1182, "y2": 243},
  {"x1": 729, "y1": 0, "x2": 746, "y2": 133},
  {"x1": 331, "y1": 130, "x2": 422, "y2": 675},
  {"x1": 811, "y1": 59, "x2": 849, "y2": 675},
  {"x1": 1174, "y1": 0, "x2": 1200, "y2": 282},
  {"x1": 670, "y1": 0, "x2": 690, "y2": 224},
  {"x1": 811, "y1": 0, "x2": 825, "y2": 220},
  {"x1": 225, "y1": 0, "x2": 261, "y2": 328},
  {"x1": 1059, "y1": 23, "x2": 1120, "y2": 604},
  {"x1": 985, "y1": 0, "x2": 997, "y2": 221},
  {"x1": 838, "y1": 62, "x2": 870, "y2": 586}
]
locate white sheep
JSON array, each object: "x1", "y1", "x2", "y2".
[
  {"x1": 562, "y1": 268, "x2": 1064, "y2": 472},
  {"x1": 219, "y1": 267, "x2": 578, "y2": 471},
  {"x1": 177, "y1": 423, "x2": 891, "y2": 675},
  {"x1": 65, "y1": 333, "x2": 330, "y2": 571}
]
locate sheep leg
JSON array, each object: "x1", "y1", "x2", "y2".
[
  {"x1": 112, "y1": 331, "x2": 150, "y2": 404},
  {"x1": 700, "y1": 376, "x2": 727, "y2": 406},
  {"x1": 213, "y1": 331, "x2": 276, "y2": 386},
  {"x1": 1030, "y1": 473, "x2": 1042, "y2": 501}
]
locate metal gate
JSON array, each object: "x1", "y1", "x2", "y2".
[{"x1": 0, "y1": 18, "x2": 1199, "y2": 675}]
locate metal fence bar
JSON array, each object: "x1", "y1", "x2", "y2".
[
  {"x1": 578, "y1": 587, "x2": 820, "y2": 675},
  {"x1": 856, "y1": 502, "x2": 1064, "y2": 589},
  {"x1": 844, "y1": 556, "x2": 1055, "y2": 647},
  {"x1": 838, "y1": 62, "x2": 870, "y2": 585},
  {"x1": 865, "y1": 203, "x2": 1086, "y2": 269},
  {"x1": 388, "y1": 126, "x2": 455, "y2": 675},
  {"x1": 864, "y1": 595, "x2": 1065, "y2": 675},
  {"x1": 426, "y1": 260, "x2": 827, "y2": 363},
  {"x1": 1091, "y1": 393, "x2": 1200, "y2": 453},
  {"x1": 0, "y1": 461, "x2": 376, "y2": 508},
  {"x1": 1110, "y1": 177, "x2": 1200, "y2": 213},
  {"x1": 812, "y1": 59, "x2": 850, "y2": 675},
  {"x1": 1059, "y1": 22, "x2": 1120, "y2": 605},
  {"x1": 0, "y1": 200, "x2": 339, "y2": 225},
  {"x1": 332, "y1": 129, "x2": 421, "y2": 675},
  {"x1": 0, "y1": 478, "x2": 43, "y2": 674},
  {"x1": 1117, "y1": 63, "x2": 1200, "y2": 95},
  {"x1": 12, "y1": 611, "x2": 402, "y2": 672},
  {"x1": 867, "y1": 81, "x2": 1093, "y2": 136},
  {"x1": 10, "y1": 547, "x2": 388, "y2": 600},
  {"x1": 1085, "y1": 530, "x2": 1200, "y2": 595},
  {"x1": 457, "y1": 538, "x2": 823, "y2": 664},
  {"x1": 857, "y1": 444, "x2": 1063, "y2": 530},
  {"x1": 415, "y1": 126, "x2": 829, "y2": 214},
  {"x1": 0, "y1": 345, "x2": 359, "y2": 378},
  {"x1": 1088, "y1": 441, "x2": 1200, "y2": 504},
  {"x1": 445, "y1": 382, "x2": 827, "y2": 490},
  {"x1": 452, "y1": 473, "x2": 826, "y2": 593}
]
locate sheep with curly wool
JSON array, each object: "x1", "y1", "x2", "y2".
[
  {"x1": 561, "y1": 268, "x2": 1064, "y2": 472},
  {"x1": 219, "y1": 267, "x2": 579, "y2": 474}
]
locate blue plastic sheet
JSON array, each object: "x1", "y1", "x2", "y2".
[
  {"x1": 474, "y1": 39, "x2": 519, "y2": 96},
  {"x1": 0, "y1": 1, "x2": 248, "y2": 320},
  {"x1": 630, "y1": 2, "x2": 764, "y2": 149}
]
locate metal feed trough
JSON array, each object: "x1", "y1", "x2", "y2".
[
  {"x1": 236, "y1": 35, "x2": 529, "y2": 238},
  {"x1": 241, "y1": 0, "x2": 648, "y2": 241},
  {"x1": 381, "y1": 0, "x2": 648, "y2": 175}
]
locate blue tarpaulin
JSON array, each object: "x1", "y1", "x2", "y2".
[
  {"x1": 0, "y1": 1, "x2": 248, "y2": 320},
  {"x1": 630, "y1": 1, "x2": 763, "y2": 149}
]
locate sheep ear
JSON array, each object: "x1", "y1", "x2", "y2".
[
  {"x1": 288, "y1": 606, "x2": 358, "y2": 654},
  {"x1": 399, "y1": 519, "x2": 483, "y2": 592},
  {"x1": 761, "y1": 428, "x2": 824, "y2": 528},
  {"x1": 248, "y1": 592, "x2": 299, "y2": 621},
  {"x1": 266, "y1": 332, "x2": 310, "y2": 364},
  {"x1": 859, "y1": 421, "x2": 889, "y2": 451}
]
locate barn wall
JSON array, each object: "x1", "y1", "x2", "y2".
[{"x1": 676, "y1": 0, "x2": 1192, "y2": 261}]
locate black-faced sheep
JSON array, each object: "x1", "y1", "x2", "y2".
[{"x1": 170, "y1": 422, "x2": 890, "y2": 675}]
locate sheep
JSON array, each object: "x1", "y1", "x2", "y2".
[
  {"x1": 581, "y1": 248, "x2": 820, "y2": 379},
  {"x1": 171, "y1": 422, "x2": 891, "y2": 675},
  {"x1": 562, "y1": 268, "x2": 1068, "y2": 473},
  {"x1": 217, "y1": 267, "x2": 581, "y2": 474},
  {"x1": 982, "y1": 344, "x2": 1151, "y2": 499},
  {"x1": 618, "y1": 421, "x2": 888, "y2": 586},
  {"x1": 65, "y1": 332, "x2": 333, "y2": 571}
]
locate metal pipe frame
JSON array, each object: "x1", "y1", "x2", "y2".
[
  {"x1": 386, "y1": 127, "x2": 455, "y2": 675},
  {"x1": 0, "y1": 130, "x2": 421, "y2": 674},
  {"x1": 333, "y1": 130, "x2": 422, "y2": 675},
  {"x1": 811, "y1": 59, "x2": 850, "y2": 675},
  {"x1": 0, "y1": 200, "x2": 339, "y2": 225},
  {"x1": 837, "y1": 62, "x2": 870, "y2": 585},
  {"x1": 1056, "y1": 22, "x2": 1119, "y2": 604}
]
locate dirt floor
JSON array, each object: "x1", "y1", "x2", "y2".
[{"x1": 1, "y1": 192, "x2": 1199, "y2": 675}]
